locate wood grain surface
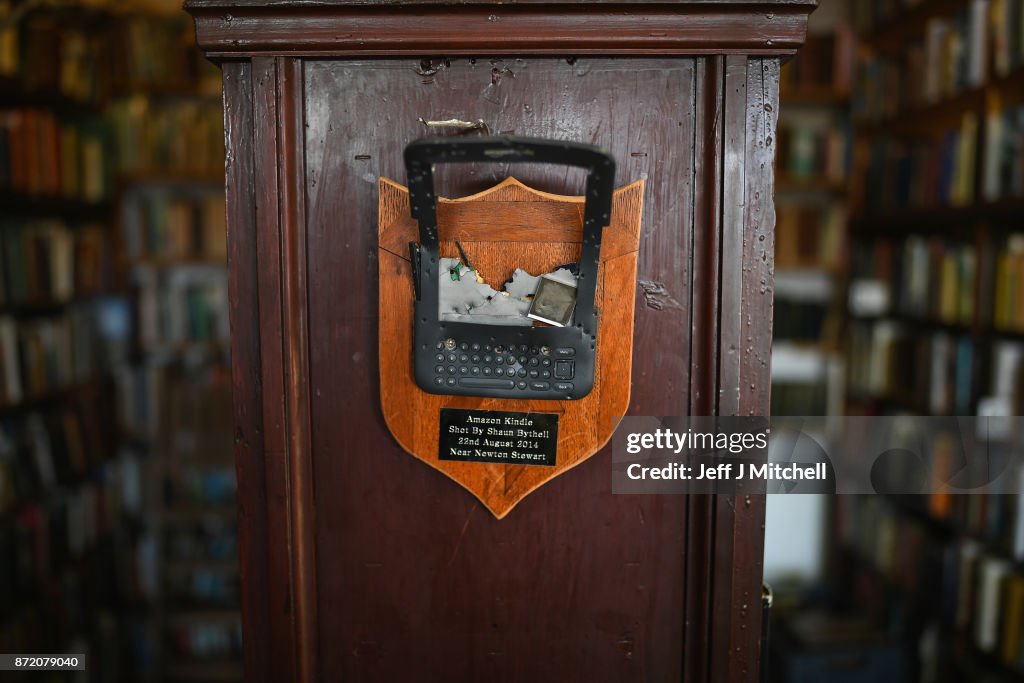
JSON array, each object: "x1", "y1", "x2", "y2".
[
  {"x1": 187, "y1": 0, "x2": 817, "y2": 58},
  {"x1": 302, "y1": 58, "x2": 698, "y2": 683},
  {"x1": 378, "y1": 177, "x2": 643, "y2": 518}
]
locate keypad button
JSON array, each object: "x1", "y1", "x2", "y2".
[
  {"x1": 435, "y1": 353, "x2": 445, "y2": 362},
  {"x1": 471, "y1": 343, "x2": 480, "y2": 352},
  {"x1": 541, "y1": 358, "x2": 552, "y2": 368},
  {"x1": 517, "y1": 381, "x2": 528, "y2": 390},
  {"x1": 484, "y1": 344, "x2": 492, "y2": 352},
  {"x1": 447, "y1": 353, "x2": 457, "y2": 363},
  {"x1": 528, "y1": 358, "x2": 539, "y2": 367},
  {"x1": 460, "y1": 377, "x2": 515, "y2": 389},
  {"x1": 483, "y1": 367, "x2": 492, "y2": 376},
  {"x1": 494, "y1": 367, "x2": 504, "y2": 377},
  {"x1": 447, "y1": 366, "x2": 457, "y2": 375},
  {"x1": 555, "y1": 347, "x2": 575, "y2": 357},
  {"x1": 519, "y1": 344, "x2": 529, "y2": 353},
  {"x1": 471, "y1": 355, "x2": 480, "y2": 363},
  {"x1": 555, "y1": 360, "x2": 575, "y2": 380},
  {"x1": 554, "y1": 382, "x2": 573, "y2": 391},
  {"x1": 530, "y1": 381, "x2": 550, "y2": 391},
  {"x1": 434, "y1": 377, "x2": 444, "y2": 386},
  {"x1": 518, "y1": 355, "x2": 528, "y2": 365},
  {"x1": 528, "y1": 369, "x2": 539, "y2": 378},
  {"x1": 517, "y1": 368, "x2": 527, "y2": 378},
  {"x1": 507, "y1": 356, "x2": 517, "y2": 365},
  {"x1": 434, "y1": 365, "x2": 444, "y2": 374},
  {"x1": 494, "y1": 345, "x2": 504, "y2": 353},
  {"x1": 459, "y1": 354, "x2": 469, "y2": 363},
  {"x1": 541, "y1": 370, "x2": 551, "y2": 379},
  {"x1": 530, "y1": 346, "x2": 539, "y2": 355},
  {"x1": 459, "y1": 342, "x2": 469, "y2": 351},
  {"x1": 471, "y1": 366, "x2": 481, "y2": 376},
  {"x1": 446, "y1": 377, "x2": 457, "y2": 386},
  {"x1": 483, "y1": 355, "x2": 492, "y2": 364},
  {"x1": 459, "y1": 366, "x2": 469, "y2": 375}
]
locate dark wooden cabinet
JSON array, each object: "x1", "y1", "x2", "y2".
[{"x1": 186, "y1": 2, "x2": 815, "y2": 680}]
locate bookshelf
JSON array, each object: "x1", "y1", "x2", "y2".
[
  {"x1": 832, "y1": 1, "x2": 1024, "y2": 681},
  {"x1": 834, "y1": 493, "x2": 1024, "y2": 682},
  {"x1": 847, "y1": 0, "x2": 1024, "y2": 420},
  {"x1": 0, "y1": 2, "x2": 236, "y2": 681},
  {"x1": 108, "y1": 12, "x2": 237, "y2": 682},
  {"x1": 0, "y1": 2, "x2": 146, "y2": 679},
  {"x1": 772, "y1": 0, "x2": 854, "y2": 416}
]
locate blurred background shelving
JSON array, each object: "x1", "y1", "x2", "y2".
[
  {"x1": 771, "y1": 0, "x2": 854, "y2": 418},
  {"x1": 768, "y1": 1, "x2": 1024, "y2": 682},
  {"x1": 0, "y1": 1, "x2": 235, "y2": 681}
]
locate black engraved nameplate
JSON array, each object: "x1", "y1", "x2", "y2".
[{"x1": 438, "y1": 408, "x2": 559, "y2": 467}]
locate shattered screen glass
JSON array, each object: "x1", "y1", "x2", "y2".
[{"x1": 438, "y1": 256, "x2": 577, "y2": 327}]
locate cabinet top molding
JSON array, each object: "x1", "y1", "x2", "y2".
[{"x1": 185, "y1": 0, "x2": 818, "y2": 58}]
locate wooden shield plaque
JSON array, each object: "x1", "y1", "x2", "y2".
[{"x1": 378, "y1": 177, "x2": 643, "y2": 518}]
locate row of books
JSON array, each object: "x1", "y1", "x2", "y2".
[
  {"x1": 847, "y1": 320, "x2": 977, "y2": 414},
  {"x1": 777, "y1": 117, "x2": 850, "y2": 184},
  {"x1": 0, "y1": 108, "x2": 110, "y2": 202},
  {"x1": 110, "y1": 14, "x2": 220, "y2": 95},
  {"x1": 121, "y1": 192, "x2": 227, "y2": 263},
  {"x1": 917, "y1": 1, "x2": 990, "y2": 103},
  {"x1": 116, "y1": 359, "x2": 232, "y2": 448},
  {"x1": 135, "y1": 274, "x2": 230, "y2": 351},
  {"x1": 839, "y1": 494, "x2": 1024, "y2": 675},
  {"x1": 847, "y1": 320, "x2": 1023, "y2": 414},
  {"x1": 0, "y1": 309, "x2": 97, "y2": 406},
  {"x1": 850, "y1": 233, "x2": 1024, "y2": 333},
  {"x1": 862, "y1": 1, "x2": 992, "y2": 121},
  {"x1": 776, "y1": 202, "x2": 846, "y2": 270},
  {"x1": 853, "y1": 56, "x2": 918, "y2": 124},
  {"x1": 860, "y1": 114, "x2": 978, "y2": 213},
  {"x1": 0, "y1": 407, "x2": 115, "y2": 502},
  {"x1": 0, "y1": 457, "x2": 137, "y2": 618},
  {"x1": 838, "y1": 496, "x2": 935, "y2": 597},
  {"x1": 958, "y1": 546, "x2": 1024, "y2": 668},
  {"x1": 0, "y1": 221, "x2": 109, "y2": 306},
  {"x1": 779, "y1": 28, "x2": 856, "y2": 97},
  {"x1": 982, "y1": 101, "x2": 1024, "y2": 201},
  {"x1": 0, "y1": 3, "x2": 221, "y2": 105},
  {"x1": 929, "y1": 491, "x2": 1024, "y2": 563},
  {"x1": 860, "y1": 236, "x2": 978, "y2": 325},
  {"x1": 0, "y1": 105, "x2": 225, "y2": 204},
  {"x1": 0, "y1": 5, "x2": 111, "y2": 105},
  {"x1": 856, "y1": 0, "x2": 1024, "y2": 121},
  {"x1": 109, "y1": 97, "x2": 224, "y2": 178}
]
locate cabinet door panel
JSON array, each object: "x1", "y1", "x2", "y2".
[{"x1": 303, "y1": 58, "x2": 698, "y2": 681}]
